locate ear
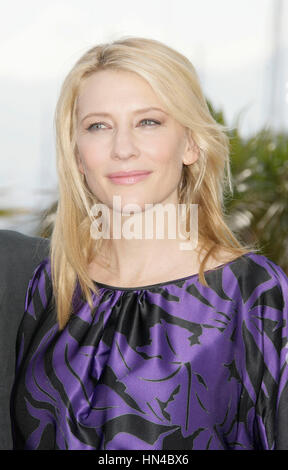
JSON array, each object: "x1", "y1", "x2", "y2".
[{"x1": 182, "y1": 130, "x2": 200, "y2": 166}]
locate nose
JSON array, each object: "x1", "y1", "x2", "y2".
[{"x1": 111, "y1": 126, "x2": 140, "y2": 160}]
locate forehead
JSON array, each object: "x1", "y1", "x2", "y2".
[{"x1": 77, "y1": 69, "x2": 163, "y2": 112}]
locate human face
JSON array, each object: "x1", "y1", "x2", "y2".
[{"x1": 76, "y1": 69, "x2": 198, "y2": 212}]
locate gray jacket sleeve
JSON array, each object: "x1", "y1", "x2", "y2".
[{"x1": 0, "y1": 229, "x2": 50, "y2": 449}]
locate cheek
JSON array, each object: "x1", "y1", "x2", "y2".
[
  {"x1": 149, "y1": 139, "x2": 184, "y2": 171},
  {"x1": 77, "y1": 139, "x2": 105, "y2": 172}
]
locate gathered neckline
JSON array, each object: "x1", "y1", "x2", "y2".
[{"x1": 92, "y1": 252, "x2": 252, "y2": 292}]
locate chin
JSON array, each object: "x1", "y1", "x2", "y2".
[
  {"x1": 120, "y1": 203, "x2": 148, "y2": 215},
  {"x1": 110, "y1": 196, "x2": 151, "y2": 213}
]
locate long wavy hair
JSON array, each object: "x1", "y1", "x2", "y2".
[{"x1": 50, "y1": 36, "x2": 257, "y2": 329}]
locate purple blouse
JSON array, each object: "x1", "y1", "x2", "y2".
[{"x1": 10, "y1": 252, "x2": 288, "y2": 450}]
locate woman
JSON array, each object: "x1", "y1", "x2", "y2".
[{"x1": 10, "y1": 36, "x2": 288, "y2": 450}]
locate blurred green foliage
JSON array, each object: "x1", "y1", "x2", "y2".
[{"x1": 208, "y1": 99, "x2": 288, "y2": 273}]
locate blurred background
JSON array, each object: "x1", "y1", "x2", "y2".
[{"x1": 0, "y1": 0, "x2": 287, "y2": 271}]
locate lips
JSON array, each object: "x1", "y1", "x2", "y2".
[
  {"x1": 107, "y1": 170, "x2": 152, "y2": 185},
  {"x1": 107, "y1": 170, "x2": 151, "y2": 177}
]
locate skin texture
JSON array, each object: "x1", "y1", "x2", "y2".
[{"x1": 75, "y1": 69, "x2": 215, "y2": 286}]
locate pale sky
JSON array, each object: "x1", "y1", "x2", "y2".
[{"x1": 0, "y1": 0, "x2": 287, "y2": 222}]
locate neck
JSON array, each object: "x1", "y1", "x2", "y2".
[{"x1": 90, "y1": 203, "x2": 200, "y2": 283}]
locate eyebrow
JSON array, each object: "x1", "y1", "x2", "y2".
[{"x1": 80, "y1": 106, "x2": 168, "y2": 123}]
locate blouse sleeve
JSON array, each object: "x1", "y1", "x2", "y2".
[
  {"x1": 251, "y1": 261, "x2": 288, "y2": 449},
  {"x1": 15, "y1": 258, "x2": 54, "y2": 373}
]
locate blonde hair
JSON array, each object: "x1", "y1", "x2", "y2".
[{"x1": 51, "y1": 36, "x2": 257, "y2": 329}]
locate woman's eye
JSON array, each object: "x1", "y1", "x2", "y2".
[
  {"x1": 139, "y1": 119, "x2": 161, "y2": 126},
  {"x1": 87, "y1": 122, "x2": 107, "y2": 131}
]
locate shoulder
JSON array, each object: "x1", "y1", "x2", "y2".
[
  {"x1": 0, "y1": 229, "x2": 50, "y2": 260},
  {"x1": 224, "y1": 251, "x2": 288, "y2": 309},
  {"x1": 0, "y1": 229, "x2": 50, "y2": 292},
  {"x1": 0, "y1": 226, "x2": 50, "y2": 292},
  {"x1": 17, "y1": 257, "x2": 54, "y2": 339},
  {"x1": 228, "y1": 251, "x2": 287, "y2": 284},
  {"x1": 24, "y1": 256, "x2": 52, "y2": 312},
  {"x1": 203, "y1": 251, "x2": 288, "y2": 310},
  {"x1": 206, "y1": 248, "x2": 287, "y2": 284}
]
